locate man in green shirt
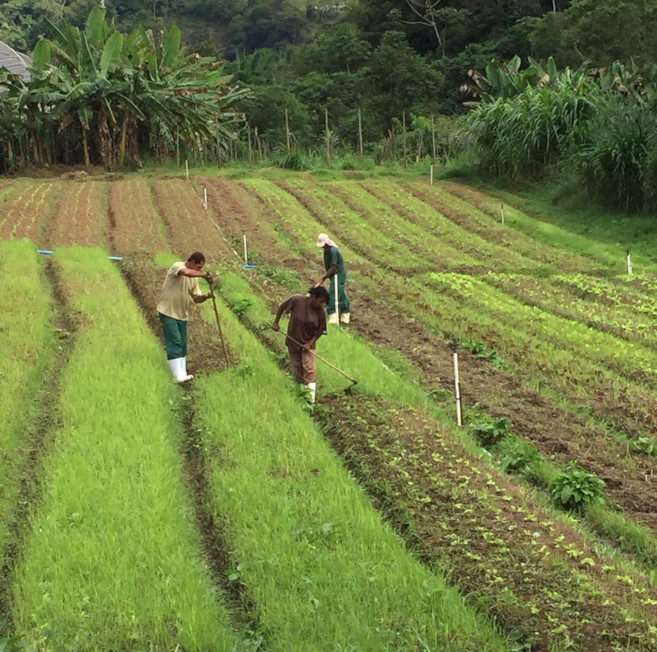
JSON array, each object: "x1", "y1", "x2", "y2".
[{"x1": 315, "y1": 233, "x2": 350, "y2": 325}]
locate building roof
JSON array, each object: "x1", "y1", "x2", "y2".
[{"x1": 0, "y1": 42, "x2": 31, "y2": 81}]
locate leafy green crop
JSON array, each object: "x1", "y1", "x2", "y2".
[{"x1": 550, "y1": 465, "x2": 606, "y2": 511}]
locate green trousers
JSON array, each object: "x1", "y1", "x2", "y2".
[
  {"x1": 159, "y1": 312, "x2": 188, "y2": 359},
  {"x1": 328, "y1": 273, "x2": 350, "y2": 315}
]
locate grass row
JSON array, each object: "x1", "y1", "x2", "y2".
[
  {"x1": 0, "y1": 242, "x2": 56, "y2": 595},
  {"x1": 11, "y1": 247, "x2": 238, "y2": 650}
]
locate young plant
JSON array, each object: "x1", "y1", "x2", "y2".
[{"x1": 550, "y1": 465, "x2": 606, "y2": 511}]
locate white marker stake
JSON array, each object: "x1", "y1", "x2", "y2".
[
  {"x1": 203, "y1": 187, "x2": 208, "y2": 210},
  {"x1": 500, "y1": 204, "x2": 505, "y2": 225},
  {"x1": 243, "y1": 234, "x2": 248, "y2": 265},
  {"x1": 452, "y1": 343, "x2": 462, "y2": 426},
  {"x1": 430, "y1": 164, "x2": 434, "y2": 186},
  {"x1": 334, "y1": 273, "x2": 340, "y2": 326},
  {"x1": 627, "y1": 249, "x2": 633, "y2": 276},
  {"x1": 185, "y1": 160, "x2": 189, "y2": 181}
]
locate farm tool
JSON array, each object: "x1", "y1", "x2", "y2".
[
  {"x1": 205, "y1": 278, "x2": 231, "y2": 366},
  {"x1": 275, "y1": 331, "x2": 358, "y2": 391}
]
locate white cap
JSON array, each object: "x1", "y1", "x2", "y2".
[{"x1": 316, "y1": 233, "x2": 336, "y2": 247}]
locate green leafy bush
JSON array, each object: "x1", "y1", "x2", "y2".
[
  {"x1": 549, "y1": 465, "x2": 606, "y2": 510},
  {"x1": 498, "y1": 439, "x2": 540, "y2": 476},
  {"x1": 468, "y1": 416, "x2": 511, "y2": 448}
]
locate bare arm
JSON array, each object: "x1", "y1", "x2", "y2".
[
  {"x1": 317, "y1": 264, "x2": 337, "y2": 285},
  {"x1": 271, "y1": 297, "x2": 294, "y2": 331}
]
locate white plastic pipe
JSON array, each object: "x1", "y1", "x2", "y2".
[
  {"x1": 243, "y1": 234, "x2": 248, "y2": 264},
  {"x1": 627, "y1": 250, "x2": 633, "y2": 276},
  {"x1": 430, "y1": 164, "x2": 434, "y2": 186},
  {"x1": 185, "y1": 159, "x2": 189, "y2": 181},
  {"x1": 453, "y1": 349, "x2": 462, "y2": 426},
  {"x1": 203, "y1": 187, "x2": 208, "y2": 210},
  {"x1": 334, "y1": 273, "x2": 340, "y2": 325}
]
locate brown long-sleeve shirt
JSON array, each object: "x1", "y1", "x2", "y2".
[{"x1": 279, "y1": 294, "x2": 327, "y2": 351}]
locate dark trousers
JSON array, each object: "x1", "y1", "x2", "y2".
[{"x1": 159, "y1": 312, "x2": 188, "y2": 359}]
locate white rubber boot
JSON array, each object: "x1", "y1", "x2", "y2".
[
  {"x1": 340, "y1": 312, "x2": 351, "y2": 325},
  {"x1": 327, "y1": 312, "x2": 339, "y2": 325},
  {"x1": 306, "y1": 382, "x2": 316, "y2": 404},
  {"x1": 167, "y1": 358, "x2": 193, "y2": 383},
  {"x1": 182, "y1": 356, "x2": 194, "y2": 382}
]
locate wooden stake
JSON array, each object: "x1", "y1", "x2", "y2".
[
  {"x1": 285, "y1": 109, "x2": 291, "y2": 153},
  {"x1": 185, "y1": 159, "x2": 189, "y2": 181},
  {"x1": 324, "y1": 108, "x2": 331, "y2": 166},
  {"x1": 627, "y1": 249, "x2": 633, "y2": 276},
  {"x1": 358, "y1": 108, "x2": 364, "y2": 159},
  {"x1": 243, "y1": 234, "x2": 248, "y2": 265},
  {"x1": 402, "y1": 111, "x2": 407, "y2": 167},
  {"x1": 430, "y1": 164, "x2": 434, "y2": 186},
  {"x1": 500, "y1": 204, "x2": 505, "y2": 225},
  {"x1": 431, "y1": 113, "x2": 437, "y2": 163},
  {"x1": 203, "y1": 187, "x2": 208, "y2": 210}
]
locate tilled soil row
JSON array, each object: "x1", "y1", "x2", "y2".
[
  {"x1": 108, "y1": 178, "x2": 167, "y2": 256},
  {"x1": 43, "y1": 180, "x2": 107, "y2": 249},
  {"x1": 215, "y1": 177, "x2": 657, "y2": 538},
  {"x1": 0, "y1": 259, "x2": 76, "y2": 633},
  {"x1": 0, "y1": 181, "x2": 60, "y2": 242},
  {"x1": 318, "y1": 394, "x2": 657, "y2": 652}
]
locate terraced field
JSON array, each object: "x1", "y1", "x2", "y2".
[{"x1": 2, "y1": 172, "x2": 657, "y2": 651}]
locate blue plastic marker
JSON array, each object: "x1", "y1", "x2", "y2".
[{"x1": 37, "y1": 249, "x2": 123, "y2": 261}]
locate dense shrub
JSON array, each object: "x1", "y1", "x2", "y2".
[
  {"x1": 570, "y1": 97, "x2": 657, "y2": 212},
  {"x1": 466, "y1": 84, "x2": 594, "y2": 180}
]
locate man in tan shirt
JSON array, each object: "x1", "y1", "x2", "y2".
[{"x1": 157, "y1": 251, "x2": 212, "y2": 383}]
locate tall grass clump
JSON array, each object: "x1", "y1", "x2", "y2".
[
  {"x1": 11, "y1": 247, "x2": 238, "y2": 651},
  {"x1": 465, "y1": 84, "x2": 594, "y2": 180},
  {"x1": 570, "y1": 96, "x2": 657, "y2": 211}
]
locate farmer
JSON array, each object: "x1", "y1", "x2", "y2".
[
  {"x1": 315, "y1": 233, "x2": 350, "y2": 325},
  {"x1": 157, "y1": 251, "x2": 212, "y2": 383},
  {"x1": 271, "y1": 286, "x2": 330, "y2": 403}
]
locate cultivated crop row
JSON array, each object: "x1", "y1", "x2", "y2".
[
  {"x1": 0, "y1": 181, "x2": 60, "y2": 241},
  {"x1": 108, "y1": 178, "x2": 167, "y2": 255},
  {"x1": 44, "y1": 181, "x2": 107, "y2": 248}
]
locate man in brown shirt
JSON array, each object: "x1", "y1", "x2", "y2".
[
  {"x1": 157, "y1": 251, "x2": 212, "y2": 383},
  {"x1": 271, "y1": 286, "x2": 329, "y2": 403}
]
